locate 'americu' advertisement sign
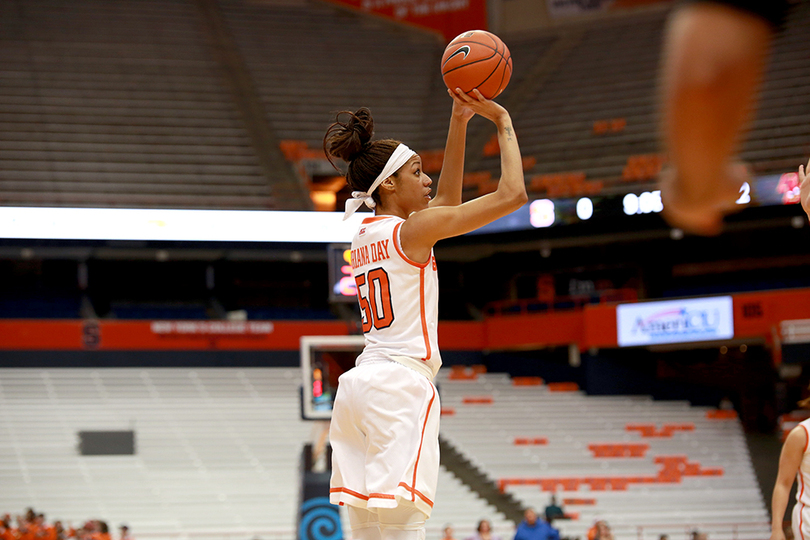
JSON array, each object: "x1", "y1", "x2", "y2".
[{"x1": 617, "y1": 296, "x2": 734, "y2": 347}]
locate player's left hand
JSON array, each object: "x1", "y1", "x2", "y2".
[{"x1": 799, "y1": 157, "x2": 810, "y2": 219}]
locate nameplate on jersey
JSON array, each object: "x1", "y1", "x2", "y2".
[{"x1": 351, "y1": 240, "x2": 390, "y2": 270}]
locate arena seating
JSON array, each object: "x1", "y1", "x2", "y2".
[
  {"x1": 494, "y1": 10, "x2": 667, "y2": 183},
  {"x1": 0, "y1": 295, "x2": 82, "y2": 319},
  {"x1": 743, "y1": 1, "x2": 810, "y2": 173},
  {"x1": 2, "y1": 0, "x2": 808, "y2": 209},
  {"x1": 109, "y1": 301, "x2": 210, "y2": 320},
  {"x1": 479, "y1": 1, "x2": 810, "y2": 197},
  {"x1": 0, "y1": 367, "x2": 510, "y2": 540},
  {"x1": 436, "y1": 369, "x2": 769, "y2": 540},
  {"x1": 0, "y1": 0, "x2": 271, "y2": 209},
  {"x1": 218, "y1": 0, "x2": 443, "y2": 155}
]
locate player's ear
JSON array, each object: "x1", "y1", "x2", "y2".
[{"x1": 380, "y1": 176, "x2": 396, "y2": 193}]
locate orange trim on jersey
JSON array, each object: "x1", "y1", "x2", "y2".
[
  {"x1": 392, "y1": 221, "x2": 430, "y2": 268},
  {"x1": 330, "y1": 487, "x2": 369, "y2": 501},
  {"x1": 331, "y1": 487, "x2": 398, "y2": 502},
  {"x1": 368, "y1": 492, "x2": 397, "y2": 500},
  {"x1": 802, "y1": 425, "x2": 809, "y2": 540},
  {"x1": 419, "y1": 267, "x2": 431, "y2": 362},
  {"x1": 410, "y1": 385, "x2": 436, "y2": 503},
  {"x1": 398, "y1": 482, "x2": 435, "y2": 508},
  {"x1": 803, "y1": 424, "x2": 809, "y2": 453},
  {"x1": 362, "y1": 216, "x2": 392, "y2": 224}
]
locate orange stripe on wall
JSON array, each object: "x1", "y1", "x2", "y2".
[
  {"x1": 485, "y1": 310, "x2": 584, "y2": 350},
  {"x1": 438, "y1": 321, "x2": 486, "y2": 350},
  {"x1": 734, "y1": 289, "x2": 810, "y2": 339},
  {"x1": 4, "y1": 288, "x2": 810, "y2": 351},
  {"x1": 0, "y1": 320, "x2": 84, "y2": 350},
  {"x1": 582, "y1": 304, "x2": 617, "y2": 348},
  {"x1": 0, "y1": 320, "x2": 350, "y2": 351}
]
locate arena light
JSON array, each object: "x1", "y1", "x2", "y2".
[
  {"x1": 576, "y1": 197, "x2": 593, "y2": 220},
  {"x1": 529, "y1": 199, "x2": 555, "y2": 228},
  {"x1": 623, "y1": 191, "x2": 663, "y2": 215},
  {"x1": 0, "y1": 207, "x2": 366, "y2": 243}
]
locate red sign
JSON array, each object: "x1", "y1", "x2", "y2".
[{"x1": 326, "y1": 0, "x2": 487, "y2": 40}]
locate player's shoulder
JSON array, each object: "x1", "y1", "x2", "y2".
[{"x1": 787, "y1": 422, "x2": 810, "y2": 448}]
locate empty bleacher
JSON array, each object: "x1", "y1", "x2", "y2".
[
  {"x1": 219, "y1": 0, "x2": 443, "y2": 156},
  {"x1": 0, "y1": 367, "x2": 510, "y2": 540},
  {"x1": 109, "y1": 301, "x2": 210, "y2": 320},
  {"x1": 2, "y1": 0, "x2": 809, "y2": 209},
  {"x1": 0, "y1": 0, "x2": 271, "y2": 209},
  {"x1": 467, "y1": 1, "x2": 810, "y2": 198},
  {"x1": 436, "y1": 369, "x2": 769, "y2": 540},
  {"x1": 744, "y1": 0, "x2": 810, "y2": 172}
]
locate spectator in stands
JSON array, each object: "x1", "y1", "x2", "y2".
[
  {"x1": 544, "y1": 496, "x2": 565, "y2": 524},
  {"x1": 659, "y1": 535, "x2": 669, "y2": 540},
  {"x1": 442, "y1": 525, "x2": 457, "y2": 540},
  {"x1": 95, "y1": 522, "x2": 111, "y2": 540},
  {"x1": 53, "y1": 521, "x2": 65, "y2": 540},
  {"x1": 658, "y1": 0, "x2": 789, "y2": 235},
  {"x1": 1, "y1": 516, "x2": 13, "y2": 540},
  {"x1": 16, "y1": 514, "x2": 33, "y2": 540},
  {"x1": 466, "y1": 519, "x2": 502, "y2": 540},
  {"x1": 35, "y1": 514, "x2": 57, "y2": 540},
  {"x1": 119, "y1": 525, "x2": 133, "y2": 540},
  {"x1": 593, "y1": 521, "x2": 613, "y2": 540},
  {"x1": 514, "y1": 508, "x2": 559, "y2": 540}
]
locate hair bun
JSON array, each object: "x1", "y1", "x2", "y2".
[{"x1": 324, "y1": 107, "x2": 375, "y2": 163}]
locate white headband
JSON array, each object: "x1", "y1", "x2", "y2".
[{"x1": 342, "y1": 143, "x2": 417, "y2": 221}]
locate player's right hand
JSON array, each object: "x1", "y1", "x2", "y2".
[
  {"x1": 770, "y1": 529, "x2": 787, "y2": 540},
  {"x1": 448, "y1": 88, "x2": 509, "y2": 127}
]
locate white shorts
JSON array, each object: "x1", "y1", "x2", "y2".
[{"x1": 329, "y1": 359, "x2": 440, "y2": 517}]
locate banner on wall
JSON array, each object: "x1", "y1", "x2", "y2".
[
  {"x1": 617, "y1": 296, "x2": 734, "y2": 347},
  {"x1": 325, "y1": 0, "x2": 487, "y2": 40}
]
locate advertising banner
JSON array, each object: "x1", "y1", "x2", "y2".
[
  {"x1": 617, "y1": 296, "x2": 734, "y2": 347},
  {"x1": 325, "y1": 0, "x2": 487, "y2": 40}
]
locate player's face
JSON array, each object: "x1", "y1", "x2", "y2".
[{"x1": 395, "y1": 155, "x2": 432, "y2": 212}]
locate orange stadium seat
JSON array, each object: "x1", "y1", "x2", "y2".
[
  {"x1": 707, "y1": 409, "x2": 738, "y2": 419},
  {"x1": 547, "y1": 382, "x2": 579, "y2": 392},
  {"x1": 514, "y1": 437, "x2": 549, "y2": 445},
  {"x1": 462, "y1": 396, "x2": 494, "y2": 404},
  {"x1": 512, "y1": 376, "x2": 544, "y2": 386}
]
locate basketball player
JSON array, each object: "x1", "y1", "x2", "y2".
[
  {"x1": 800, "y1": 157, "x2": 810, "y2": 220},
  {"x1": 771, "y1": 397, "x2": 810, "y2": 540},
  {"x1": 658, "y1": 0, "x2": 789, "y2": 235},
  {"x1": 322, "y1": 87, "x2": 526, "y2": 540}
]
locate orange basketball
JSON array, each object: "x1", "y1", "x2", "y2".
[{"x1": 441, "y1": 30, "x2": 512, "y2": 100}]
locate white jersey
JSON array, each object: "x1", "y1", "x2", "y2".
[
  {"x1": 793, "y1": 419, "x2": 810, "y2": 540},
  {"x1": 350, "y1": 215, "x2": 442, "y2": 378}
]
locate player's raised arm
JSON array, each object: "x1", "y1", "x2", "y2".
[
  {"x1": 400, "y1": 89, "x2": 527, "y2": 262},
  {"x1": 429, "y1": 94, "x2": 474, "y2": 208}
]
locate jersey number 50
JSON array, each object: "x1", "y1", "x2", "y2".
[{"x1": 355, "y1": 268, "x2": 394, "y2": 332}]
